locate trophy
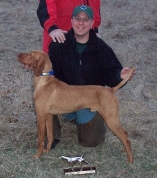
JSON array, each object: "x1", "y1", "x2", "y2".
[{"x1": 59, "y1": 153, "x2": 96, "y2": 175}]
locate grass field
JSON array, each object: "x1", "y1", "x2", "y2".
[{"x1": 0, "y1": 0, "x2": 157, "y2": 177}]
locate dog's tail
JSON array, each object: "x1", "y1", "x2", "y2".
[{"x1": 112, "y1": 68, "x2": 135, "y2": 93}]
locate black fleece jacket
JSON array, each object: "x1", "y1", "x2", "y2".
[{"x1": 48, "y1": 28, "x2": 123, "y2": 87}]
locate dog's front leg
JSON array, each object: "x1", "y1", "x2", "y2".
[
  {"x1": 43, "y1": 114, "x2": 53, "y2": 153},
  {"x1": 34, "y1": 117, "x2": 46, "y2": 158}
]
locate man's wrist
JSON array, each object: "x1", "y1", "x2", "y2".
[
  {"x1": 48, "y1": 25, "x2": 58, "y2": 34},
  {"x1": 117, "y1": 70, "x2": 122, "y2": 81}
]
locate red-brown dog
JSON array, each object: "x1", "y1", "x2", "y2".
[{"x1": 17, "y1": 50, "x2": 134, "y2": 163}]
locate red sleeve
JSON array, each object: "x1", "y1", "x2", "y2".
[
  {"x1": 88, "y1": 0, "x2": 101, "y2": 28},
  {"x1": 37, "y1": 0, "x2": 58, "y2": 33},
  {"x1": 44, "y1": 0, "x2": 58, "y2": 32}
]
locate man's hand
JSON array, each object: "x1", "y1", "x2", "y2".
[
  {"x1": 120, "y1": 67, "x2": 135, "y2": 80},
  {"x1": 49, "y1": 29, "x2": 68, "y2": 43}
]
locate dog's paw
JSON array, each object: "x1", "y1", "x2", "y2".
[
  {"x1": 43, "y1": 148, "x2": 50, "y2": 153},
  {"x1": 34, "y1": 154, "x2": 40, "y2": 159},
  {"x1": 122, "y1": 148, "x2": 126, "y2": 152}
]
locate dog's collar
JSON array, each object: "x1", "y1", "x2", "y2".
[{"x1": 41, "y1": 70, "x2": 54, "y2": 76}]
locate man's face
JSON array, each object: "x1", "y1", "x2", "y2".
[{"x1": 71, "y1": 12, "x2": 94, "y2": 38}]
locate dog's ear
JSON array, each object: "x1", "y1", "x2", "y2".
[{"x1": 34, "y1": 57, "x2": 45, "y2": 76}]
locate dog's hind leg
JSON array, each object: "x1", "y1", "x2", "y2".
[
  {"x1": 107, "y1": 119, "x2": 132, "y2": 163},
  {"x1": 100, "y1": 111, "x2": 133, "y2": 163},
  {"x1": 120, "y1": 128, "x2": 129, "y2": 153}
]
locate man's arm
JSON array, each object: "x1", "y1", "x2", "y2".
[
  {"x1": 101, "y1": 45, "x2": 123, "y2": 87},
  {"x1": 37, "y1": 0, "x2": 67, "y2": 43},
  {"x1": 101, "y1": 44, "x2": 135, "y2": 87},
  {"x1": 37, "y1": 0, "x2": 58, "y2": 33}
]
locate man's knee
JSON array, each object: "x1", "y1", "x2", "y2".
[{"x1": 77, "y1": 112, "x2": 106, "y2": 147}]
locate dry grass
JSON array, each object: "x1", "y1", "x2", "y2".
[{"x1": 0, "y1": 0, "x2": 157, "y2": 177}]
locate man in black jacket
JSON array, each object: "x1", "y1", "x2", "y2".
[{"x1": 48, "y1": 5, "x2": 134, "y2": 148}]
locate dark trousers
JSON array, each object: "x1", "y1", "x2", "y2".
[{"x1": 53, "y1": 112, "x2": 106, "y2": 147}]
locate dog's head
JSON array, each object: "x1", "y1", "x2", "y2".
[{"x1": 17, "y1": 50, "x2": 49, "y2": 76}]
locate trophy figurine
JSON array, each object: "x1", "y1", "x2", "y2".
[{"x1": 59, "y1": 153, "x2": 96, "y2": 175}]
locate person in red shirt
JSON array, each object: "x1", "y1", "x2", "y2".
[{"x1": 37, "y1": 0, "x2": 101, "y2": 53}]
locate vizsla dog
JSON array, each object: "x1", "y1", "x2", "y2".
[{"x1": 17, "y1": 50, "x2": 134, "y2": 163}]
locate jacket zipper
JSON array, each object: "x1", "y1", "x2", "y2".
[
  {"x1": 80, "y1": 58, "x2": 82, "y2": 65},
  {"x1": 79, "y1": 54, "x2": 84, "y2": 85}
]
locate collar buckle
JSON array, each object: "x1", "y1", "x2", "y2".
[{"x1": 41, "y1": 70, "x2": 54, "y2": 76}]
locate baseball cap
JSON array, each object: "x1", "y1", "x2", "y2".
[{"x1": 72, "y1": 5, "x2": 93, "y2": 19}]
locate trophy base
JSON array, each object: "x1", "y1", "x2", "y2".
[{"x1": 64, "y1": 166, "x2": 96, "y2": 175}]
